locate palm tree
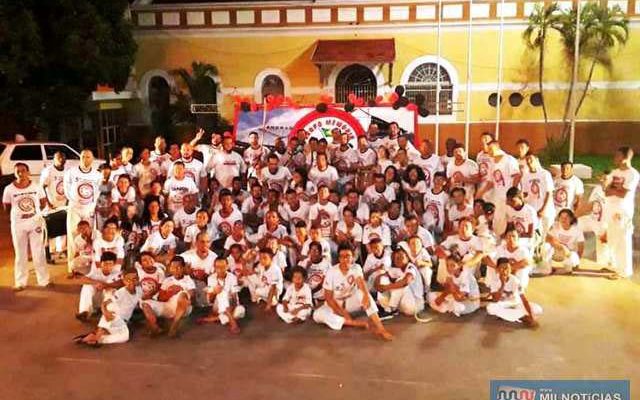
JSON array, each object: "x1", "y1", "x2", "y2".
[
  {"x1": 574, "y1": 4, "x2": 628, "y2": 117},
  {"x1": 523, "y1": 2, "x2": 560, "y2": 123},
  {"x1": 172, "y1": 61, "x2": 220, "y2": 131},
  {"x1": 554, "y1": 3, "x2": 629, "y2": 137}
]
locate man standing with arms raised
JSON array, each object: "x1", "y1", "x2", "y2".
[{"x1": 64, "y1": 149, "x2": 102, "y2": 277}]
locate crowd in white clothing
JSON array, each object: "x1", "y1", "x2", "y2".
[{"x1": 3, "y1": 124, "x2": 638, "y2": 344}]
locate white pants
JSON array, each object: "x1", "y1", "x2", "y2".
[
  {"x1": 377, "y1": 284, "x2": 424, "y2": 316},
  {"x1": 418, "y1": 266, "x2": 433, "y2": 294},
  {"x1": 313, "y1": 291, "x2": 379, "y2": 330},
  {"x1": 246, "y1": 275, "x2": 282, "y2": 305},
  {"x1": 606, "y1": 213, "x2": 633, "y2": 277},
  {"x1": 97, "y1": 315, "x2": 130, "y2": 344},
  {"x1": 487, "y1": 299, "x2": 543, "y2": 323},
  {"x1": 11, "y1": 219, "x2": 48, "y2": 288},
  {"x1": 428, "y1": 292, "x2": 479, "y2": 316},
  {"x1": 66, "y1": 208, "x2": 94, "y2": 273},
  {"x1": 486, "y1": 266, "x2": 532, "y2": 292},
  {"x1": 578, "y1": 216, "x2": 612, "y2": 266},
  {"x1": 78, "y1": 285, "x2": 113, "y2": 314},
  {"x1": 533, "y1": 243, "x2": 579, "y2": 275},
  {"x1": 492, "y1": 201, "x2": 508, "y2": 238},
  {"x1": 142, "y1": 293, "x2": 192, "y2": 319},
  {"x1": 70, "y1": 255, "x2": 93, "y2": 276},
  {"x1": 436, "y1": 259, "x2": 478, "y2": 285},
  {"x1": 210, "y1": 292, "x2": 245, "y2": 325},
  {"x1": 276, "y1": 304, "x2": 312, "y2": 323}
]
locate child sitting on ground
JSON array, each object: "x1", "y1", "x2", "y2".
[
  {"x1": 141, "y1": 256, "x2": 195, "y2": 337},
  {"x1": 245, "y1": 248, "x2": 284, "y2": 312},
  {"x1": 486, "y1": 258, "x2": 542, "y2": 327},
  {"x1": 76, "y1": 252, "x2": 123, "y2": 321},
  {"x1": 74, "y1": 269, "x2": 143, "y2": 346},
  {"x1": 428, "y1": 254, "x2": 480, "y2": 316},
  {"x1": 276, "y1": 267, "x2": 313, "y2": 324},
  {"x1": 198, "y1": 258, "x2": 244, "y2": 334}
]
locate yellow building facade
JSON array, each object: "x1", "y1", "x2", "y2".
[{"x1": 128, "y1": 0, "x2": 640, "y2": 154}]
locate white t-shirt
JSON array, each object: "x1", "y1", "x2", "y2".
[
  {"x1": 184, "y1": 224, "x2": 217, "y2": 246},
  {"x1": 308, "y1": 202, "x2": 339, "y2": 239},
  {"x1": 308, "y1": 166, "x2": 339, "y2": 188},
  {"x1": 338, "y1": 201, "x2": 370, "y2": 225},
  {"x1": 363, "y1": 185, "x2": 396, "y2": 204},
  {"x1": 141, "y1": 231, "x2": 177, "y2": 256},
  {"x1": 2, "y1": 182, "x2": 45, "y2": 225},
  {"x1": 134, "y1": 263, "x2": 165, "y2": 299},
  {"x1": 107, "y1": 286, "x2": 143, "y2": 321},
  {"x1": 163, "y1": 177, "x2": 198, "y2": 212},
  {"x1": 332, "y1": 147, "x2": 359, "y2": 177},
  {"x1": 243, "y1": 145, "x2": 266, "y2": 167},
  {"x1": 253, "y1": 264, "x2": 284, "y2": 293},
  {"x1": 300, "y1": 258, "x2": 331, "y2": 293},
  {"x1": 357, "y1": 148, "x2": 377, "y2": 167},
  {"x1": 261, "y1": 166, "x2": 292, "y2": 191},
  {"x1": 171, "y1": 158, "x2": 206, "y2": 185},
  {"x1": 181, "y1": 249, "x2": 217, "y2": 276},
  {"x1": 440, "y1": 234, "x2": 483, "y2": 258},
  {"x1": 335, "y1": 221, "x2": 363, "y2": 243},
  {"x1": 282, "y1": 284, "x2": 313, "y2": 307},
  {"x1": 207, "y1": 272, "x2": 240, "y2": 297},
  {"x1": 63, "y1": 167, "x2": 102, "y2": 213},
  {"x1": 553, "y1": 175, "x2": 584, "y2": 211},
  {"x1": 446, "y1": 203, "x2": 474, "y2": 231},
  {"x1": 605, "y1": 167, "x2": 640, "y2": 219},
  {"x1": 413, "y1": 154, "x2": 441, "y2": 188},
  {"x1": 323, "y1": 264, "x2": 364, "y2": 300},
  {"x1": 93, "y1": 234, "x2": 125, "y2": 263},
  {"x1": 505, "y1": 204, "x2": 539, "y2": 236},
  {"x1": 173, "y1": 208, "x2": 198, "y2": 236},
  {"x1": 447, "y1": 159, "x2": 479, "y2": 198},
  {"x1": 363, "y1": 251, "x2": 391, "y2": 277},
  {"x1": 488, "y1": 154, "x2": 520, "y2": 199},
  {"x1": 40, "y1": 165, "x2": 67, "y2": 208},
  {"x1": 110, "y1": 163, "x2": 135, "y2": 185},
  {"x1": 423, "y1": 189, "x2": 449, "y2": 231},
  {"x1": 86, "y1": 266, "x2": 122, "y2": 284},
  {"x1": 210, "y1": 209, "x2": 243, "y2": 239},
  {"x1": 160, "y1": 275, "x2": 196, "y2": 299},
  {"x1": 110, "y1": 186, "x2": 136, "y2": 207},
  {"x1": 282, "y1": 201, "x2": 310, "y2": 227},
  {"x1": 362, "y1": 223, "x2": 392, "y2": 246},
  {"x1": 210, "y1": 151, "x2": 246, "y2": 189},
  {"x1": 134, "y1": 161, "x2": 161, "y2": 196},
  {"x1": 475, "y1": 150, "x2": 493, "y2": 183},
  {"x1": 521, "y1": 169, "x2": 555, "y2": 215},
  {"x1": 548, "y1": 223, "x2": 584, "y2": 252}
]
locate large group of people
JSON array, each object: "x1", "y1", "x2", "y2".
[{"x1": 3, "y1": 123, "x2": 638, "y2": 344}]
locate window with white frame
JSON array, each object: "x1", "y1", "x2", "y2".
[{"x1": 405, "y1": 63, "x2": 453, "y2": 115}]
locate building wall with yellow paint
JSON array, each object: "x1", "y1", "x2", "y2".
[{"x1": 129, "y1": 0, "x2": 640, "y2": 154}]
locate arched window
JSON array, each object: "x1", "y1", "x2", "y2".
[
  {"x1": 335, "y1": 64, "x2": 377, "y2": 103},
  {"x1": 405, "y1": 63, "x2": 453, "y2": 115},
  {"x1": 148, "y1": 76, "x2": 170, "y2": 112},
  {"x1": 261, "y1": 74, "x2": 285, "y2": 100}
]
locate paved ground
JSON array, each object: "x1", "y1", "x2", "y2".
[{"x1": 0, "y1": 211, "x2": 638, "y2": 400}]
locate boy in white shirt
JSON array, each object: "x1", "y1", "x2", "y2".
[
  {"x1": 277, "y1": 267, "x2": 313, "y2": 324},
  {"x1": 521, "y1": 154, "x2": 555, "y2": 236},
  {"x1": 141, "y1": 256, "x2": 196, "y2": 337},
  {"x1": 134, "y1": 251, "x2": 165, "y2": 300},
  {"x1": 76, "y1": 252, "x2": 123, "y2": 321},
  {"x1": 198, "y1": 258, "x2": 244, "y2": 334},
  {"x1": 70, "y1": 220, "x2": 94, "y2": 276},
  {"x1": 553, "y1": 162, "x2": 584, "y2": 213},
  {"x1": 376, "y1": 248, "x2": 425, "y2": 317},
  {"x1": 423, "y1": 172, "x2": 449, "y2": 236},
  {"x1": 486, "y1": 258, "x2": 542, "y2": 327},
  {"x1": 505, "y1": 187, "x2": 539, "y2": 245},
  {"x1": 313, "y1": 245, "x2": 393, "y2": 341},
  {"x1": 163, "y1": 162, "x2": 198, "y2": 215},
  {"x1": 74, "y1": 269, "x2": 143, "y2": 346},
  {"x1": 299, "y1": 241, "x2": 331, "y2": 301},
  {"x1": 245, "y1": 248, "x2": 284, "y2": 310},
  {"x1": 428, "y1": 255, "x2": 480, "y2": 316},
  {"x1": 181, "y1": 232, "x2": 216, "y2": 307}
]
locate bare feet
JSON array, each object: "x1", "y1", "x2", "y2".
[
  {"x1": 196, "y1": 315, "x2": 220, "y2": 325},
  {"x1": 229, "y1": 323, "x2": 241, "y2": 334},
  {"x1": 373, "y1": 328, "x2": 394, "y2": 341},
  {"x1": 521, "y1": 315, "x2": 539, "y2": 329}
]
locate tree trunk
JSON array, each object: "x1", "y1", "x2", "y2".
[
  {"x1": 574, "y1": 49, "x2": 600, "y2": 119},
  {"x1": 561, "y1": 57, "x2": 576, "y2": 139},
  {"x1": 539, "y1": 37, "x2": 549, "y2": 124}
]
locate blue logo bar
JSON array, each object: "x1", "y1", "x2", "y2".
[{"x1": 490, "y1": 380, "x2": 630, "y2": 400}]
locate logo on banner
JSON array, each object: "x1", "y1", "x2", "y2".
[{"x1": 290, "y1": 108, "x2": 365, "y2": 145}]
